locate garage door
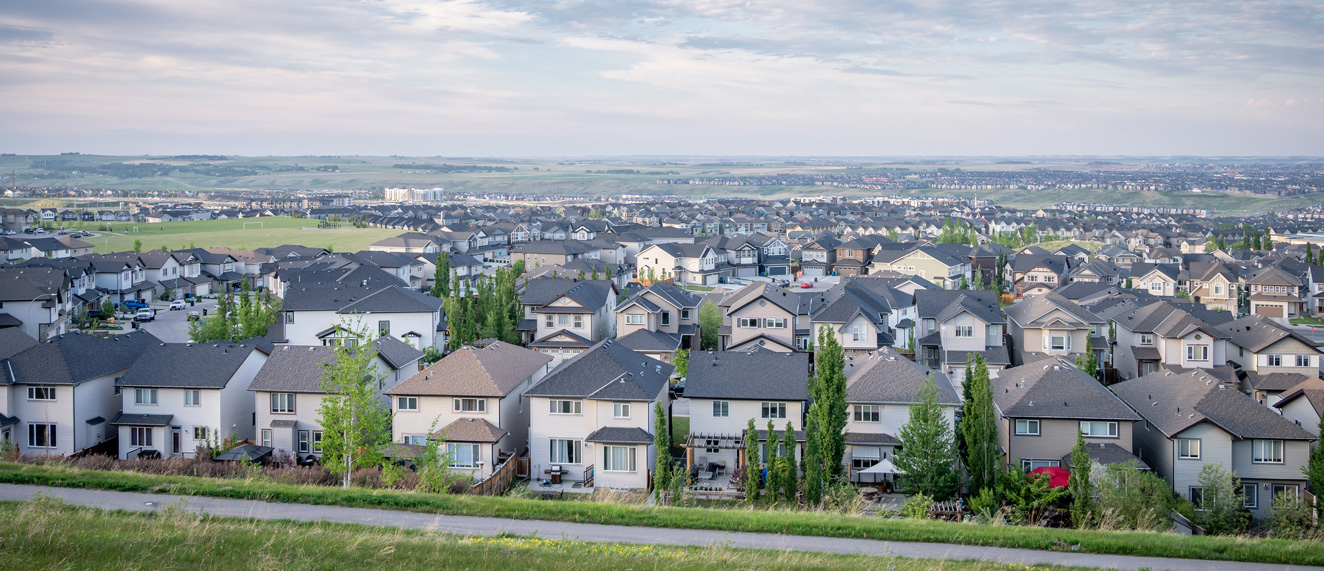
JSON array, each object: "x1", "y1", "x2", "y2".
[
  {"x1": 802, "y1": 267, "x2": 823, "y2": 277},
  {"x1": 1256, "y1": 304, "x2": 1284, "y2": 318}
]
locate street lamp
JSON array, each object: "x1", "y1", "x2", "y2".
[{"x1": 22, "y1": 292, "x2": 51, "y2": 340}]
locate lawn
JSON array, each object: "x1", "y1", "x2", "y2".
[
  {"x1": 57, "y1": 217, "x2": 402, "y2": 254},
  {"x1": 0, "y1": 498, "x2": 1094, "y2": 571},
  {"x1": 1289, "y1": 317, "x2": 1324, "y2": 327},
  {"x1": 2, "y1": 461, "x2": 1321, "y2": 567}
]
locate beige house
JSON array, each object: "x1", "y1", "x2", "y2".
[
  {"x1": 1129, "y1": 264, "x2": 1182, "y2": 298},
  {"x1": 520, "y1": 278, "x2": 618, "y2": 363},
  {"x1": 719, "y1": 282, "x2": 822, "y2": 352},
  {"x1": 385, "y1": 343, "x2": 554, "y2": 480},
  {"x1": 1102, "y1": 300, "x2": 1229, "y2": 381},
  {"x1": 1003, "y1": 292, "x2": 1106, "y2": 366},
  {"x1": 992, "y1": 357, "x2": 1143, "y2": 472},
  {"x1": 1217, "y1": 315, "x2": 1324, "y2": 405},
  {"x1": 1187, "y1": 261, "x2": 1238, "y2": 312},
  {"x1": 869, "y1": 246, "x2": 970, "y2": 290},
  {"x1": 842, "y1": 347, "x2": 959, "y2": 484},
  {"x1": 1247, "y1": 267, "x2": 1303, "y2": 318}
]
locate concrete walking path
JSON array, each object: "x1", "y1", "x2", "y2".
[{"x1": 0, "y1": 483, "x2": 1315, "y2": 571}]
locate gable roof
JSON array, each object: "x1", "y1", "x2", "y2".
[
  {"x1": 524, "y1": 340, "x2": 671, "y2": 401},
  {"x1": 1216, "y1": 314, "x2": 1320, "y2": 354},
  {"x1": 1003, "y1": 292, "x2": 1104, "y2": 328},
  {"x1": 2, "y1": 330, "x2": 161, "y2": 386},
  {"x1": 915, "y1": 290, "x2": 1004, "y2": 324},
  {"x1": 844, "y1": 346, "x2": 959, "y2": 405},
  {"x1": 387, "y1": 342, "x2": 551, "y2": 398},
  {"x1": 992, "y1": 356, "x2": 1141, "y2": 421},
  {"x1": 115, "y1": 339, "x2": 271, "y2": 389},
  {"x1": 683, "y1": 350, "x2": 809, "y2": 401},
  {"x1": 1113, "y1": 368, "x2": 1316, "y2": 441}
]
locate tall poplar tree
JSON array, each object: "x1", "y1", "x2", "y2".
[
  {"x1": 653, "y1": 402, "x2": 671, "y2": 500},
  {"x1": 961, "y1": 356, "x2": 998, "y2": 495},
  {"x1": 743, "y1": 418, "x2": 761, "y2": 502},
  {"x1": 780, "y1": 421, "x2": 797, "y2": 501},
  {"x1": 1069, "y1": 431, "x2": 1094, "y2": 528},
  {"x1": 430, "y1": 251, "x2": 449, "y2": 298}
]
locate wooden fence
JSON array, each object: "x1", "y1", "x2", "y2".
[{"x1": 469, "y1": 457, "x2": 528, "y2": 496}]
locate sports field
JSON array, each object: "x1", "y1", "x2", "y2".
[{"x1": 59, "y1": 217, "x2": 402, "y2": 254}]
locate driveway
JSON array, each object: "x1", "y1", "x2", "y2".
[
  {"x1": 0, "y1": 483, "x2": 1309, "y2": 571},
  {"x1": 136, "y1": 299, "x2": 213, "y2": 343}
]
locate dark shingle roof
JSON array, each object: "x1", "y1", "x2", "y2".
[
  {"x1": 1113, "y1": 368, "x2": 1316, "y2": 440},
  {"x1": 371, "y1": 335, "x2": 424, "y2": 370},
  {"x1": 434, "y1": 417, "x2": 507, "y2": 443},
  {"x1": 388, "y1": 342, "x2": 550, "y2": 397},
  {"x1": 585, "y1": 426, "x2": 654, "y2": 444},
  {"x1": 993, "y1": 356, "x2": 1141, "y2": 421},
  {"x1": 844, "y1": 347, "x2": 960, "y2": 405},
  {"x1": 613, "y1": 329, "x2": 682, "y2": 353},
  {"x1": 524, "y1": 340, "x2": 671, "y2": 401},
  {"x1": 115, "y1": 339, "x2": 270, "y2": 389},
  {"x1": 684, "y1": 350, "x2": 809, "y2": 401},
  {"x1": 1061, "y1": 442, "x2": 1150, "y2": 470},
  {"x1": 1216, "y1": 314, "x2": 1320, "y2": 354},
  {"x1": 110, "y1": 412, "x2": 173, "y2": 426},
  {"x1": 915, "y1": 290, "x2": 1003, "y2": 324},
  {"x1": 3, "y1": 331, "x2": 160, "y2": 386}
]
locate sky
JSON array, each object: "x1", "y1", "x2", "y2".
[{"x1": 1, "y1": 0, "x2": 1322, "y2": 157}]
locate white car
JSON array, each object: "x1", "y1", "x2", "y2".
[
  {"x1": 134, "y1": 308, "x2": 156, "y2": 322},
  {"x1": 169, "y1": 300, "x2": 187, "y2": 310}
]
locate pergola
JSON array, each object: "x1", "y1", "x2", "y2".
[{"x1": 683, "y1": 432, "x2": 744, "y2": 470}]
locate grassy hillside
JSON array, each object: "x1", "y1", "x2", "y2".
[{"x1": 59, "y1": 217, "x2": 401, "y2": 254}]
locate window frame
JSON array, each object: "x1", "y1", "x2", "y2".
[
  {"x1": 298, "y1": 430, "x2": 310, "y2": 454},
  {"x1": 28, "y1": 423, "x2": 56, "y2": 448},
  {"x1": 1048, "y1": 335, "x2": 1070, "y2": 352},
  {"x1": 1186, "y1": 345, "x2": 1209, "y2": 361},
  {"x1": 602, "y1": 445, "x2": 638, "y2": 472},
  {"x1": 449, "y1": 442, "x2": 481, "y2": 467},
  {"x1": 1178, "y1": 438, "x2": 1201, "y2": 459},
  {"x1": 1271, "y1": 484, "x2": 1300, "y2": 506},
  {"x1": 625, "y1": 314, "x2": 645, "y2": 325},
  {"x1": 270, "y1": 392, "x2": 295, "y2": 414},
  {"x1": 549, "y1": 400, "x2": 582, "y2": 415},
  {"x1": 954, "y1": 325, "x2": 973, "y2": 338},
  {"x1": 134, "y1": 388, "x2": 158, "y2": 406},
  {"x1": 549, "y1": 438, "x2": 581, "y2": 464},
  {"x1": 712, "y1": 401, "x2": 730, "y2": 418},
  {"x1": 26, "y1": 386, "x2": 56, "y2": 401},
  {"x1": 1251, "y1": 439, "x2": 1284, "y2": 464},
  {"x1": 184, "y1": 389, "x2": 201, "y2": 407},
  {"x1": 1139, "y1": 333, "x2": 1154, "y2": 346},
  {"x1": 853, "y1": 404, "x2": 880, "y2": 423},
  {"x1": 761, "y1": 402, "x2": 787, "y2": 419},
  {"x1": 612, "y1": 402, "x2": 631, "y2": 419},
  {"x1": 193, "y1": 426, "x2": 209, "y2": 441},
  {"x1": 1014, "y1": 419, "x2": 1040, "y2": 436},
  {"x1": 260, "y1": 429, "x2": 272, "y2": 448},
  {"x1": 129, "y1": 426, "x2": 152, "y2": 448},
  {"x1": 1243, "y1": 483, "x2": 1258, "y2": 509},
  {"x1": 1296, "y1": 354, "x2": 1311, "y2": 367},
  {"x1": 453, "y1": 398, "x2": 485, "y2": 413},
  {"x1": 311, "y1": 431, "x2": 323, "y2": 453},
  {"x1": 1079, "y1": 420, "x2": 1119, "y2": 438},
  {"x1": 1020, "y1": 459, "x2": 1059, "y2": 471}
]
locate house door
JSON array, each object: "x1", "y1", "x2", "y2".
[{"x1": 171, "y1": 429, "x2": 182, "y2": 456}]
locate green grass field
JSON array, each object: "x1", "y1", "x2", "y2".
[
  {"x1": 0, "y1": 498, "x2": 1094, "y2": 571},
  {"x1": 57, "y1": 217, "x2": 402, "y2": 254},
  {"x1": 3, "y1": 461, "x2": 1321, "y2": 567}
]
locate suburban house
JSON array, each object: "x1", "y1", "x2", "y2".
[
  {"x1": 1246, "y1": 266, "x2": 1304, "y2": 318},
  {"x1": 869, "y1": 245, "x2": 971, "y2": 289},
  {"x1": 991, "y1": 356, "x2": 1144, "y2": 472},
  {"x1": 1113, "y1": 368, "x2": 1316, "y2": 521},
  {"x1": 1272, "y1": 377, "x2": 1324, "y2": 436},
  {"x1": 636, "y1": 243, "x2": 726, "y2": 286},
  {"x1": 1187, "y1": 261, "x2": 1239, "y2": 312},
  {"x1": 1003, "y1": 292, "x2": 1107, "y2": 367},
  {"x1": 0, "y1": 330, "x2": 160, "y2": 456},
  {"x1": 511, "y1": 241, "x2": 596, "y2": 269},
  {"x1": 112, "y1": 339, "x2": 271, "y2": 459},
  {"x1": 1007, "y1": 254, "x2": 1069, "y2": 298},
  {"x1": 809, "y1": 279, "x2": 894, "y2": 355},
  {"x1": 613, "y1": 281, "x2": 702, "y2": 363},
  {"x1": 842, "y1": 347, "x2": 959, "y2": 484},
  {"x1": 1105, "y1": 300, "x2": 1229, "y2": 381},
  {"x1": 247, "y1": 339, "x2": 422, "y2": 462},
  {"x1": 523, "y1": 340, "x2": 672, "y2": 491},
  {"x1": 1129, "y1": 263, "x2": 1184, "y2": 298},
  {"x1": 519, "y1": 278, "x2": 619, "y2": 363},
  {"x1": 719, "y1": 281, "x2": 824, "y2": 352},
  {"x1": 913, "y1": 289, "x2": 1009, "y2": 384},
  {"x1": 386, "y1": 342, "x2": 554, "y2": 480},
  {"x1": 277, "y1": 283, "x2": 446, "y2": 350},
  {"x1": 1216, "y1": 314, "x2": 1324, "y2": 406},
  {"x1": 682, "y1": 350, "x2": 809, "y2": 484},
  {"x1": 798, "y1": 236, "x2": 841, "y2": 277},
  {"x1": 0, "y1": 266, "x2": 69, "y2": 341}
]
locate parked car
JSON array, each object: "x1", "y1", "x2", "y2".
[
  {"x1": 187, "y1": 310, "x2": 201, "y2": 321},
  {"x1": 121, "y1": 299, "x2": 149, "y2": 311},
  {"x1": 1, "y1": 230, "x2": 13, "y2": 235},
  {"x1": 33, "y1": 228, "x2": 45, "y2": 234},
  {"x1": 800, "y1": 282, "x2": 813, "y2": 288},
  {"x1": 134, "y1": 308, "x2": 156, "y2": 322},
  {"x1": 169, "y1": 300, "x2": 187, "y2": 310}
]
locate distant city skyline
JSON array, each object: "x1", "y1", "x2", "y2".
[{"x1": 1, "y1": 1, "x2": 1321, "y2": 157}]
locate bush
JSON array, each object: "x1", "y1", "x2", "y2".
[
  {"x1": 1095, "y1": 461, "x2": 1176, "y2": 532},
  {"x1": 968, "y1": 487, "x2": 998, "y2": 521},
  {"x1": 1270, "y1": 492, "x2": 1320, "y2": 540},
  {"x1": 902, "y1": 493, "x2": 933, "y2": 520},
  {"x1": 822, "y1": 479, "x2": 863, "y2": 514}
]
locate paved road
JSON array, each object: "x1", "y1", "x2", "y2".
[
  {"x1": 0, "y1": 483, "x2": 1314, "y2": 571},
  {"x1": 138, "y1": 300, "x2": 214, "y2": 343}
]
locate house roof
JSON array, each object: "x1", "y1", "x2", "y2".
[
  {"x1": 585, "y1": 426, "x2": 654, "y2": 444},
  {"x1": 1113, "y1": 368, "x2": 1316, "y2": 441},
  {"x1": 521, "y1": 278, "x2": 615, "y2": 311},
  {"x1": 683, "y1": 351, "x2": 809, "y2": 401},
  {"x1": 1061, "y1": 442, "x2": 1150, "y2": 470},
  {"x1": 992, "y1": 356, "x2": 1141, "y2": 421},
  {"x1": 434, "y1": 417, "x2": 508, "y2": 443},
  {"x1": 613, "y1": 329, "x2": 682, "y2": 353},
  {"x1": 115, "y1": 339, "x2": 271, "y2": 389},
  {"x1": 1216, "y1": 314, "x2": 1320, "y2": 354},
  {"x1": 812, "y1": 280, "x2": 892, "y2": 326},
  {"x1": 388, "y1": 342, "x2": 550, "y2": 398},
  {"x1": 1273, "y1": 376, "x2": 1324, "y2": 417},
  {"x1": 110, "y1": 412, "x2": 173, "y2": 426},
  {"x1": 337, "y1": 286, "x2": 444, "y2": 314},
  {"x1": 2, "y1": 330, "x2": 160, "y2": 386},
  {"x1": 0, "y1": 328, "x2": 37, "y2": 361},
  {"x1": 524, "y1": 340, "x2": 672, "y2": 401},
  {"x1": 915, "y1": 289, "x2": 1004, "y2": 324},
  {"x1": 844, "y1": 346, "x2": 960, "y2": 405},
  {"x1": 372, "y1": 335, "x2": 424, "y2": 370},
  {"x1": 1003, "y1": 292, "x2": 1103, "y2": 329}
]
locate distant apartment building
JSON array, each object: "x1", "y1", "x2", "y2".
[{"x1": 384, "y1": 187, "x2": 445, "y2": 203}]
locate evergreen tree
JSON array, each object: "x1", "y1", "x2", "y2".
[
  {"x1": 1069, "y1": 431, "x2": 1094, "y2": 528},
  {"x1": 698, "y1": 301, "x2": 721, "y2": 350},
  {"x1": 1217, "y1": 235, "x2": 1226, "y2": 250},
  {"x1": 743, "y1": 418, "x2": 761, "y2": 502},
  {"x1": 1305, "y1": 411, "x2": 1324, "y2": 519},
  {"x1": 812, "y1": 326, "x2": 848, "y2": 480},
  {"x1": 430, "y1": 251, "x2": 449, "y2": 298},
  {"x1": 894, "y1": 373, "x2": 960, "y2": 499},
  {"x1": 803, "y1": 402, "x2": 823, "y2": 506},
  {"x1": 765, "y1": 419, "x2": 780, "y2": 501},
  {"x1": 961, "y1": 356, "x2": 998, "y2": 496},
  {"x1": 958, "y1": 275, "x2": 969, "y2": 290},
  {"x1": 653, "y1": 402, "x2": 671, "y2": 500},
  {"x1": 781, "y1": 421, "x2": 797, "y2": 502},
  {"x1": 1307, "y1": 243, "x2": 1316, "y2": 265}
]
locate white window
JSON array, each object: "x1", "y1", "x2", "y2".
[
  {"x1": 851, "y1": 323, "x2": 865, "y2": 342},
  {"x1": 573, "y1": 315, "x2": 584, "y2": 329},
  {"x1": 549, "y1": 400, "x2": 582, "y2": 415},
  {"x1": 184, "y1": 390, "x2": 201, "y2": 407},
  {"x1": 1079, "y1": 421, "x2": 1119, "y2": 438},
  {"x1": 453, "y1": 398, "x2": 485, "y2": 413},
  {"x1": 1296, "y1": 354, "x2": 1312, "y2": 367},
  {"x1": 987, "y1": 324, "x2": 1000, "y2": 338},
  {"x1": 284, "y1": 312, "x2": 294, "y2": 324},
  {"x1": 612, "y1": 402, "x2": 631, "y2": 418},
  {"x1": 1139, "y1": 334, "x2": 1154, "y2": 346},
  {"x1": 403, "y1": 435, "x2": 427, "y2": 445},
  {"x1": 764, "y1": 317, "x2": 786, "y2": 329},
  {"x1": 603, "y1": 445, "x2": 637, "y2": 472},
  {"x1": 449, "y1": 443, "x2": 480, "y2": 467},
  {"x1": 1186, "y1": 345, "x2": 1209, "y2": 361},
  {"x1": 1252, "y1": 439, "x2": 1284, "y2": 464},
  {"x1": 1014, "y1": 419, "x2": 1040, "y2": 435},
  {"x1": 738, "y1": 317, "x2": 759, "y2": 328},
  {"x1": 549, "y1": 438, "x2": 580, "y2": 464},
  {"x1": 28, "y1": 423, "x2": 55, "y2": 448},
  {"x1": 556, "y1": 314, "x2": 569, "y2": 326},
  {"x1": 1214, "y1": 285, "x2": 1224, "y2": 295},
  {"x1": 135, "y1": 388, "x2": 158, "y2": 405},
  {"x1": 1178, "y1": 438, "x2": 1201, "y2": 459},
  {"x1": 1047, "y1": 335, "x2": 1070, "y2": 352},
  {"x1": 544, "y1": 315, "x2": 554, "y2": 328},
  {"x1": 625, "y1": 314, "x2": 645, "y2": 325},
  {"x1": 853, "y1": 405, "x2": 880, "y2": 423},
  {"x1": 260, "y1": 429, "x2": 272, "y2": 447},
  {"x1": 270, "y1": 393, "x2": 295, "y2": 414},
  {"x1": 1272, "y1": 484, "x2": 1300, "y2": 506},
  {"x1": 923, "y1": 318, "x2": 936, "y2": 331},
  {"x1": 27, "y1": 386, "x2": 55, "y2": 401},
  {"x1": 298, "y1": 430, "x2": 310, "y2": 453},
  {"x1": 681, "y1": 309, "x2": 690, "y2": 320},
  {"x1": 1267, "y1": 354, "x2": 1283, "y2": 367},
  {"x1": 1020, "y1": 459, "x2": 1059, "y2": 471},
  {"x1": 193, "y1": 426, "x2": 209, "y2": 441},
  {"x1": 761, "y1": 402, "x2": 787, "y2": 419},
  {"x1": 712, "y1": 401, "x2": 729, "y2": 417},
  {"x1": 1243, "y1": 484, "x2": 1258, "y2": 509},
  {"x1": 129, "y1": 426, "x2": 152, "y2": 447},
  {"x1": 955, "y1": 325, "x2": 973, "y2": 338}
]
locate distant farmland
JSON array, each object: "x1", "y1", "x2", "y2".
[{"x1": 63, "y1": 217, "x2": 401, "y2": 254}]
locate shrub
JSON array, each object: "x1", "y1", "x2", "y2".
[
  {"x1": 968, "y1": 487, "x2": 998, "y2": 521},
  {"x1": 1269, "y1": 491, "x2": 1319, "y2": 540},
  {"x1": 902, "y1": 493, "x2": 933, "y2": 520}
]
